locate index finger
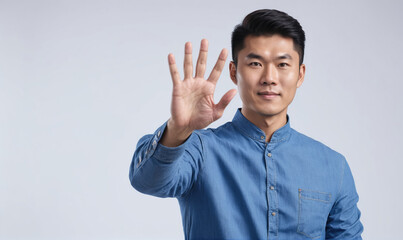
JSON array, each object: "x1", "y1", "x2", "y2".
[
  {"x1": 183, "y1": 42, "x2": 193, "y2": 79},
  {"x1": 207, "y1": 48, "x2": 228, "y2": 84},
  {"x1": 195, "y1": 39, "x2": 208, "y2": 78}
]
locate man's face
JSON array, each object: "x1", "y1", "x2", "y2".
[{"x1": 230, "y1": 35, "x2": 305, "y2": 120}]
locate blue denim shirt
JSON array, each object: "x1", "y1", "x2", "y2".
[{"x1": 130, "y1": 109, "x2": 363, "y2": 240}]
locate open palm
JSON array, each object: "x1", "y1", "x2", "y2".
[{"x1": 168, "y1": 39, "x2": 237, "y2": 132}]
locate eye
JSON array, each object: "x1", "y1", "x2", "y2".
[
  {"x1": 248, "y1": 62, "x2": 262, "y2": 67},
  {"x1": 278, "y1": 63, "x2": 289, "y2": 68}
]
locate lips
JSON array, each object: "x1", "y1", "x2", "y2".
[
  {"x1": 257, "y1": 91, "x2": 280, "y2": 99},
  {"x1": 258, "y1": 91, "x2": 280, "y2": 96},
  {"x1": 257, "y1": 91, "x2": 279, "y2": 95}
]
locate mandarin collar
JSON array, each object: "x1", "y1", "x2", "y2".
[{"x1": 232, "y1": 108, "x2": 291, "y2": 143}]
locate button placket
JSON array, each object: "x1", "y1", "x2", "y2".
[{"x1": 265, "y1": 146, "x2": 278, "y2": 236}]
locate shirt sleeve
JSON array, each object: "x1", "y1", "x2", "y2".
[
  {"x1": 325, "y1": 157, "x2": 364, "y2": 239},
  {"x1": 129, "y1": 121, "x2": 205, "y2": 198}
]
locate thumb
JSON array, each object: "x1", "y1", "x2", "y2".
[{"x1": 213, "y1": 89, "x2": 237, "y2": 120}]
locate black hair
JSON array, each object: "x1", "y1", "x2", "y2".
[{"x1": 231, "y1": 9, "x2": 305, "y2": 66}]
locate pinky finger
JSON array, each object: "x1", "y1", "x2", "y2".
[{"x1": 168, "y1": 53, "x2": 181, "y2": 84}]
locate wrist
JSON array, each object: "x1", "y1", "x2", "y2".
[
  {"x1": 168, "y1": 118, "x2": 193, "y2": 139},
  {"x1": 160, "y1": 119, "x2": 193, "y2": 147}
]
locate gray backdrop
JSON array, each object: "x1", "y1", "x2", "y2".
[{"x1": 1, "y1": 0, "x2": 402, "y2": 239}]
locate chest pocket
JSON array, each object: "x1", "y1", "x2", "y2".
[{"x1": 297, "y1": 188, "x2": 332, "y2": 239}]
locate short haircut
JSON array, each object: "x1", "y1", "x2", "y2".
[{"x1": 231, "y1": 9, "x2": 306, "y2": 66}]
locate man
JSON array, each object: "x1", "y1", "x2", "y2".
[{"x1": 129, "y1": 9, "x2": 363, "y2": 239}]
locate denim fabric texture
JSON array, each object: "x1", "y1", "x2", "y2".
[{"x1": 129, "y1": 109, "x2": 363, "y2": 240}]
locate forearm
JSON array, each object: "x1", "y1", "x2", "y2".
[
  {"x1": 129, "y1": 122, "x2": 203, "y2": 198},
  {"x1": 130, "y1": 145, "x2": 184, "y2": 197}
]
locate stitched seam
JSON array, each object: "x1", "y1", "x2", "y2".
[
  {"x1": 336, "y1": 158, "x2": 347, "y2": 200},
  {"x1": 300, "y1": 196, "x2": 331, "y2": 203},
  {"x1": 302, "y1": 189, "x2": 331, "y2": 195},
  {"x1": 297, "y1": 191, "x2": 301, "y2": 232}
]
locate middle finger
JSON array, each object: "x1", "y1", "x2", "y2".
[
  {"x1": 184, "y1": 42, "x2": 193, "y2": 79},
  {"x1": 195, "y1": 39, "x2": 208, "y2": 78}
]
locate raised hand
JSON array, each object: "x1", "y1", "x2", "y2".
[{"x1": 160, "y1": 39, "x2": 237, "y2": 147}]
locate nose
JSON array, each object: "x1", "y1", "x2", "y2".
[{"x1": 260, "y1": 64, "x2": 278, "y2": 85}]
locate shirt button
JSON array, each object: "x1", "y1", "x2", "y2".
[
  {"x1": 260, "y1": 136, "x2": 265, "y2": 140},
  {"x1": 271, "y1": 212, "x2": 276, "y2": 216},
  {"x1": 267, "y1": 153, "x2": 272, "y2": 157},
  {"x1": 270, "y1": 186, "x2": 275, "y2": 190}
]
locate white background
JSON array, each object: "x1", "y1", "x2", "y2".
[{"x1": 1, "y1": 0, "x2": 402, "y2": 239}]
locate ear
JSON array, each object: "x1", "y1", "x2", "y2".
[
  {"x1": 229, "y1": 61, "x2": 238, "y2": 85},
  {"x1": 297, "y1": 64, "x2": 306, "y2": 88}
]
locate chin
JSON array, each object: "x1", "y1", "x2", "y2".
[
  {"x1": 243, "y1": 103, "x2": 287, "y2": 118},
  {"x1": 259, "y1": 111, "x2": 280, "y2": 117},
  {"x1": 256, "y1": 106, "x2": 286, "y2": 117}
]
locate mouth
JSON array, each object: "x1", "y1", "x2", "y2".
[{"x1": 257, "y1": 91, "x2": 280, "y2": 99}]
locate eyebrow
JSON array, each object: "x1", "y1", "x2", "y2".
[
  {"x1": 245, "y1": 53, "x2": 293, "y2": 61},
  {"x1": 276, "y1": 54, "x2": 293, "y2": 60},
  {"x1": 245, "y1": 53, "x2": 264, "y2": 60}
]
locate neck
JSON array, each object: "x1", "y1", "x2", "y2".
[{"x1": 241, "y1": 108, "x2": 288, "y2": 142}]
